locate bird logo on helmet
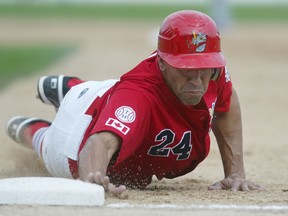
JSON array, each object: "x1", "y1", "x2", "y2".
[{"x1": 190, "y1": 31, "x2": 207, "y2": 53}]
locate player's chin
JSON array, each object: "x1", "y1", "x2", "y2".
[{"x1": 181, "y1": 95, "x2": 202, "y2": 106}]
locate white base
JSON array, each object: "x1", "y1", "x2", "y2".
[{"x1": 0, "y1": 177, "x2": 105, "y2": 206}]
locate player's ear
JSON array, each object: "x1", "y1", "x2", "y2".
[
  {"x1": 157, "y1": 56, "x2": 166, "y2": 72},
  {"x1": 211, "y1": 68, "x2": 220, "y2": 81}
]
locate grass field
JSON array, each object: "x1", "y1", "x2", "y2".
[
  {"x1": 0, "y1": 4, "x2": 288, "y2": 21},
  {"x1": 0, "y1": 46, "x2": 74, "y2": 90},
  {"x1": 0, "y1": 4, "x2": 287, "y2": 90}
]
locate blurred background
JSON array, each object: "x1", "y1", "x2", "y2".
[{"x1": 0, "y1": 0, "x2": 287, "y2": 89}]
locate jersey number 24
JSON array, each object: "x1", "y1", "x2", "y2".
[{"x1": 147, "y1": 129, "x2": 192, "y2": 160}]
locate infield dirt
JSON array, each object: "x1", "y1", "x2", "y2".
[{"x1": 0, "y1": 18, "x2": 287, "y2": 215}]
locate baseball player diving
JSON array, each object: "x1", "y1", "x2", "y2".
[{"x1": 6, "y1": 10, "x2": 263, "y2": 196}]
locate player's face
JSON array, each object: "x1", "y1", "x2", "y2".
[{"x1": 159, "y1": 58, "x2": 213, "y2": 105}]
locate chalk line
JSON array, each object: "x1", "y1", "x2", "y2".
[{"x1": 106, "y1": 203, "x2": 288, "y2": 212}]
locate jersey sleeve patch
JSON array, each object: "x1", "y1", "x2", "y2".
[
  {"x1": 115, "y1": 106, "x2": 136, "y2": 123},
  {"x1": 105, "y1": 118, "x2": 130, "y2": 135}
]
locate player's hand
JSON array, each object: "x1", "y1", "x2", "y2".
[
  {"x1": 208, "y1": 174, "x2": 264, "y2": 191},
  {"x1": 86, "y1": 171, "x2": 126, "y2": 197}
]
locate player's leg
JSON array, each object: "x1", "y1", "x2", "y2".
[
  {"x1": 6, "y1": 116, "x2": 51, "y2": 156},
  {"x1": 7, "y1": 80, "x2": 119, "y2": 179},
  {"x1": 6, "y1": 116, "x2": 74, "y2": 178},
  {"x1": 37, "y1": 75, "x2": 84, "y2": 109}
]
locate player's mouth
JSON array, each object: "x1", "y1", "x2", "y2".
[{"x1": 185, "y1": 90, "x2": 204, "y2": 96}]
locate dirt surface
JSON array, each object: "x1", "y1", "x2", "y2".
[{"x1": 0, "y1": 18, "x2": 288, "y2": 215}]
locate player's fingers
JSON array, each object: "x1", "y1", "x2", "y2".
[
  {"x1": 208, "y1": 182, "x2": 223, "y2": 190},
  {"x1": 101, "y1": 175, "x2": 126, "y2": 196},
  {"x1": 239, "y1": 183, "x2": 250, "y2": 191},
  {"x1": 107, "y1": 183, "x2": 126, "y2": 196},
  {"x1": 94, "y1": 171, "x2": 103, "y2": 185},
  {"x1": 230, "y1": 181, "x2": 241, "y2": 192},
  {"x1": 248, "y1": 183, "x2": 264, "y2": 191},
  {"x1": 102, "y1": 176, "x2": 110, "y2": 191},
  {"x1": 85, "y1": 173, "x2": 95, "y2": 183},
  {"x1": 113, "y1": 185, "x2": 127, "y2": 197}
]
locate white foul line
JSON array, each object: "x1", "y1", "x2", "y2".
[{"x1": 106, "y1": 203, "x2": 288, "y2": 212}]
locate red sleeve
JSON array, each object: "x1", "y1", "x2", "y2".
[
  {"x1": 90, "y1": 88, "x2": 151, "y2": 163},
  {"x1": 214, "y1": 67, "x2": 233, "y2": 113}
]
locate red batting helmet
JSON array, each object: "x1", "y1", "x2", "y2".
[{"x1": 157, "y1": 10, "x2": 225, "y2": 69}]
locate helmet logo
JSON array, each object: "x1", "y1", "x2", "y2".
[{"x1": 190, "y1": 31, "x2": 207, "y2": 53}]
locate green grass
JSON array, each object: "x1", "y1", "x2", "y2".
[
  {"x1": 0, "y1": 45, "x2": 74, "y2": 90},
  {"x1": 0, "y1": 4, "x2": 287, "y2": 21},
  {"x1": 0, "y1": 4, "x2": 207, "y2": 21},
  {"x1": 233, "y1": 6, "x2": 288, "y2": 22}
]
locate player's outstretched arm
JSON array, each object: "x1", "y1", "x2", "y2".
[
  {"x1": 78, "y1": 132, "x2": 126, "y2": 196},
  {"x1": 210, "y1": 88, "x2": 263, "y2": 191}
]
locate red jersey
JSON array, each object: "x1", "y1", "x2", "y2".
[{"x1": 71, "y1": 53, "x2": 232, "y2": 188}]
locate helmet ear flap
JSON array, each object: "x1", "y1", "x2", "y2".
[{"x1": 211, "y1": 68, "x2": 221, "y2": 81}]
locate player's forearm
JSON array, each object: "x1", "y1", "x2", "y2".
[
  {"x1": 78, "y1": 132, "x2": 119, "y2": 181},
  {"x1": 213, "y1": 130, "x2": 245, "y2": 178},
  {"x1": 212, "y1": 88, "x2": 245, "y2": 178}
]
